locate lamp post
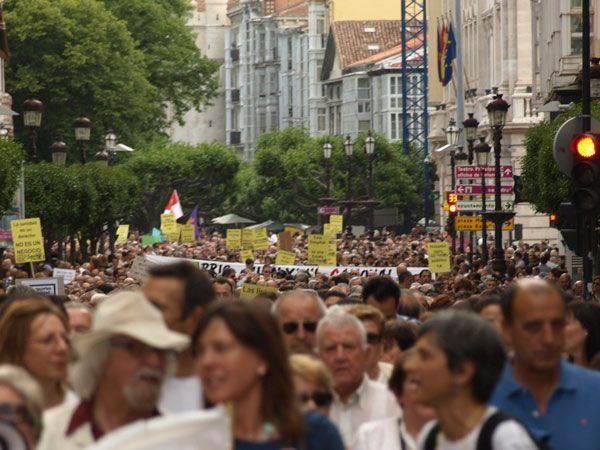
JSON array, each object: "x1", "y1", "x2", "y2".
[
  {"x1": 364, "y1": 131, "x2": 377, "y2": 231},
  {"x1": 454, "y1": 147, "x2": 469, "y2": 254},
  {"x1": 474, "y1": 136, "x2": 491, "y2": 265},
  {"x1": 50, "y1": 139, "x2": 68, "y2": 166},
  {"x1": 484, "y1": 93, "x2": 513, "y2": 276},
  {"x1": 423, "y1": 154, "x2": 431, "y2": 227},
  {"x1": 343, "y1": 135, "x2": 354, "y2": 226},
  {"x1": 444, "y1": 118, "x2": 461, "y2": 254},
  {"x1": 23, "y1": 98, "x2": 43, "y2": 162},
  {"x1": 73, "y1": 116, "x2": 92, "y2": 164},
  {"x1": 96, "y1": 129, "x2": 117, "y2": 166},
  {"x1": 463, "y1": 113, "x2": 480, "y2": 262},
  {"x1": 319, "y1": 141, "x2": 334, "y2": 227}
]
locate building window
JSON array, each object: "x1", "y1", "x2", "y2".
[
  {"x1": 317, "y1": 108, "x2": 326, "y2": 131},
  {"x1": 389, "y1": 76, "x2": 402, "y2": 109},
  {"x1": 390, "y1": 113, "x2": 402, "y2": 140},
  {"x1": 259, "y1": 112, "x2": 267, "y2": 134},
  {"x1": 567, "y1": 0, "x2": 592, "y2": 55},
  {"x1": 358, "y1": 102, "x2": 371, "y2": 113},
  {"x1": 358, "y1": 120, "x2": 371, "y2": 131},
  {"x1": 270, "y1": 111, "x2": 278, "y2": 130}
]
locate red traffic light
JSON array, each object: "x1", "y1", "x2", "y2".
[
  {"x1": 448, "y1": 204, "x2": 458, "y2": 214},
  {"x1": 572, "y1": 134, "x2": 600, "y2": 159},
  {"x1": 549, "y1": 213, "x2": 557, "y2": 222}
]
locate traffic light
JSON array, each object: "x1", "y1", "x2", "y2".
[
  {"x1": 446, "y1": 192, "x2": 458, "y2": 236},
  {"x1": 570, "y1": 133, "x2": 600, "y2": 211},
  {"x1": 549, "y1": 213, "x2": 557, "y2": 227}
]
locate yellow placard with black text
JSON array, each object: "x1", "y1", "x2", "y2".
[
  {"x1": 226, "y1": 229, "x2": 242, "y2": 249},
  {"x1": 115, "y1": 224, "x2": 130, "y2": 245},
  {"x1": 276, "y1": 250, "x2": 296, "y2": 266},
  {"x1": 11, "y1": 218, "x2": 45, "y2": 264},
  {"x1": 427, "y1": 242, "x2": 451, "y2": 273}
]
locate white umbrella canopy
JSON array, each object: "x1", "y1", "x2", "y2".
[{"x1": 212, "y1": 213, "x2": 256, "y2": 225}]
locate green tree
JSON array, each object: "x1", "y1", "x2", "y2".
[
  {"x1": 0, "y1": 140, "x2": 25, "y2": 216},
  {"x1": 101, "y1": 0, "x2": 219, "y2": 124},
  {"x1": 228, "y1": 128, "x2": 426, "y2": 224},
  {"x1": 520, "y1": 103, "x2": 600, "y2": 213},
  {"x1": 5, "y1": 0, "x2": 161, "y2": 160},
  {"x1": 124, "y1": 141, "x2": 241, "y2": 230}
]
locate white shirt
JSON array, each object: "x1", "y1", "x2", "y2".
[
  {"x1": 329, "y1": 375, "x2": 401, "y2": 446},
  {"x1": 375, "y1": 361, "x2": 394, "y2": 386},
  {"x1": 354, "y1": 417, "x2": 419, "y2": 450},
  {"x1": 159, "y1": 376, "x2": 203, "y2": 413},
  {"x1": 417, "y1": 407, "x2": 538, "y2": 450}
]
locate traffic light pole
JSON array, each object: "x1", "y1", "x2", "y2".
[{"x1": 582, "y1": 0, "x2": 592, "y2": 298}]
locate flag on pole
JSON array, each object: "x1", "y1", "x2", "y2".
[
  {"x1": 186, "y1": 204, "x2": 201, "y2": 238},
  {"x1": 164, "y1": 190, "x2": 183, "y2": 219},
  {"x1": 0, "y1": 11, "x2": 10, "y2": 61},
  {"x1": 437, "y1": 20, "x2": 445, "y2": 83},
  {"x1": 442, "y1": 21, "x2": 456, "y2": 87}
]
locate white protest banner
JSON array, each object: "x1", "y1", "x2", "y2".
[
  {"x1": 144, "y1": 254, "x2": 427, "y2": 281},
  {"x1": 87, "y1": 407, "x2": 230, "y2": 450},
  {"x1": 52, "y1": 268, "x2": 77, "y2": 285},
  {"x1": 16, "y1": 277, "x2": 65, "y2": 296}
]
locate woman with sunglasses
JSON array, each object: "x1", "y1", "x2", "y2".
[
  {"x1": 194, "y1": 302, "x2": 344, "y2": 450},
  {"x1": 290, "y1": 354, "x2": 334, "y2": 416}
]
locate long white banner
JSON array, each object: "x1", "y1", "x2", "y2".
[{"x1": 143, "y1": 254, "x2": 427, "y2": 281}]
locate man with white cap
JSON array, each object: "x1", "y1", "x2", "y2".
[{"x1": 37, "y1": 291, "x2": 189, "y2": 450}]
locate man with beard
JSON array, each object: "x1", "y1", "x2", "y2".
[
  {"x1": 37, "y1": 291, "x2": 189, "y2": 449},
  {"x1": 272, "y1": 289, "x2": 326, "y2": 355}
]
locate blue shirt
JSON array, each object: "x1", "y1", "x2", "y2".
[
  {"x1": 235, "y1": 411, "x2": 344, "y2": 450},
  {"x1": 490, "y1": 360, "x2": 600, "y2": 450}
]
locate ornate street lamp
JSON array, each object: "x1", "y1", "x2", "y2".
[
  {"x1": 51, "y1": 139, "x2": 68, "y2": 166},
  {"x1": 73, "y1": 116, "x2": 92, "y2": 164},
  {"x1": 364, "y1": 131, "x2": 377, "y2": 231},
  {"x1": 444, "y1": 118, "x2": 461, "y2": 147},
  {"x1": 343, "y1": 135, "x2": 354, "y2": 226},
  {"x1": 463, "y1": 113, "x2": 479, "y2": 164},
  {"x1": 95, "y1": 150, "x2": 110, "y2": 167},
  {"x1": 474, "y1": 136, "x2": 492, "y2": 266},
  {"x1": 319, "y1": 141, "x2": 334, "y2": 227},
  {"x1": 23, "y1": 98, "x2": 43, "y2": 162},
  {"x1": 484, "y1": 94, "x2": 513, "y2": 276}
]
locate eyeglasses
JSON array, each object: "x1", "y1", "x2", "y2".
[
  {"x1": 299, "y1": 391, "x2": 333, "y2": 407},
  {"x1": 282, "y1": 321, "x2": 318, "y2": 334},
  {"x1": 366, "y1": 333, "x2": 382, "y2": 345},
  {"x1": 111, "y1": 339, "x2": 175, "y2": 360}
]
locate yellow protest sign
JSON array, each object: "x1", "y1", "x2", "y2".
[
  {"x1": 252, "y1": 228, "x2": 269, "y2": 250},
  {"x1": 284, "y1": 226, "x2": 305, "y2": 235},
  {"x1": 11, "y1": 218, "x2": 45, "y2": 264},
  {"x1": 308, "y1": 235, "x2": 337, "y2": 266},
  {"x1": 226, "y1": 229, "x2": 242, "y2": 250},
  {"x1": 241, "y1": 248, "x2": 254, "y2": 262},
  {"x1": 240, "y1": 284, "x2": 278, "y2": 300},
  {"x1": 455, "y1": 216, "x2": 515, "y2": 232},
  {"x1": 427, "y1": 242, "x2": 451, "y2": 273},
  {"x1": 180, "y1": 224, "x2": 196, "y2": 244},
  {"x1": 160, "y1": 214, "x2": 177, "y2": 234},
  {"x1": 115, "y1": 224, "x2": 130, "y2": 245},
  {"x1": 323, "y1": 223, "x2": 335, "y2": 240},
  {"x1": 329, "y1": 215, "x2": 344, "y2": 233},
  {"x1": 275, "y1": 250, "x2": 296, "y2": 266},
  {"x1": 242, "y1": 229, "x2": 254, "y2": 249}
]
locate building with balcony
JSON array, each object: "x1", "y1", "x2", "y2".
[{"x1": 428, "y1": 0, "x2": 558, "y2": 244}]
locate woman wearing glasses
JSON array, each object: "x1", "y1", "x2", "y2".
[
  {"x1": 194, "y1": 301, "x2": 344, "y2": 450},
  {"x1": 290, "y1": 354, "x2": 334, "y2": 416}
]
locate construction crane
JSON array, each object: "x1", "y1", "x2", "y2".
[{"x1": 400, "y1": 0, "x2": 428, "y2": 156}]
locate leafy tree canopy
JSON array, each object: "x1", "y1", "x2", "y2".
[{"x1": 0, "y1": 139, "x2": 24, "y2": 217}]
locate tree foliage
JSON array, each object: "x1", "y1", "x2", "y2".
[
  {"x1": 101, "y1": 0, "x2": 219, "y2": 124},
  {"x1": 123, "y1": 141, "x2": 241, "y2": 230},
  {"x1": 0, "y1": 140, "x2": 25, "y2": 216},
  {"x1": 5, "y1": 0, "x2": 162, "y2": 160},
  {"x1": 228, "y1": 128, "x2": 426, "y2": 224},
  {"x1": 521, "y1": 103, "x2": 600, "y2": 213}
]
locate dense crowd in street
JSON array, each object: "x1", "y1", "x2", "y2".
[{"x1": 0, "y1": 227, "x2": 598, "y2": 449}]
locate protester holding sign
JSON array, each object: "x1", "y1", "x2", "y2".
[{"x1": 194, "y1": 302, "x2": 344, "y2": 450}]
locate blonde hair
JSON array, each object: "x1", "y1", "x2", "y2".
[
  {"x1": 289, "y1": 354, "x2": 333, "y2": 391},
  {"x1": 347, "y1": 304, "x2": 386, "y2": 335}
]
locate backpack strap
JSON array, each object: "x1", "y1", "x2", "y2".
[
  {"x1": 423, "y1": 423, "x2": 442, "y2": 450},
  {"x1": 475, "y1": 411, "x2": 512, "y2": 450}
]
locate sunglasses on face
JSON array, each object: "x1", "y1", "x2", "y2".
[
  {"x1": 0, "y1": 403, "x2": 34, "y2": 427},
  {"x1": 366, "y1": 333, "x2": 382, "y2": 345},
  {"x1": 282, "y1": 321, "x2": 318, "y2": 334},
  {"x1": 300, "y1": 391, "x2": 333, "y2": 407}
]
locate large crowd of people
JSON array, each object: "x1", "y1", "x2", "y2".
[{"x1": 0, "y1": 227, "x2": 598, "y2": 449}]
